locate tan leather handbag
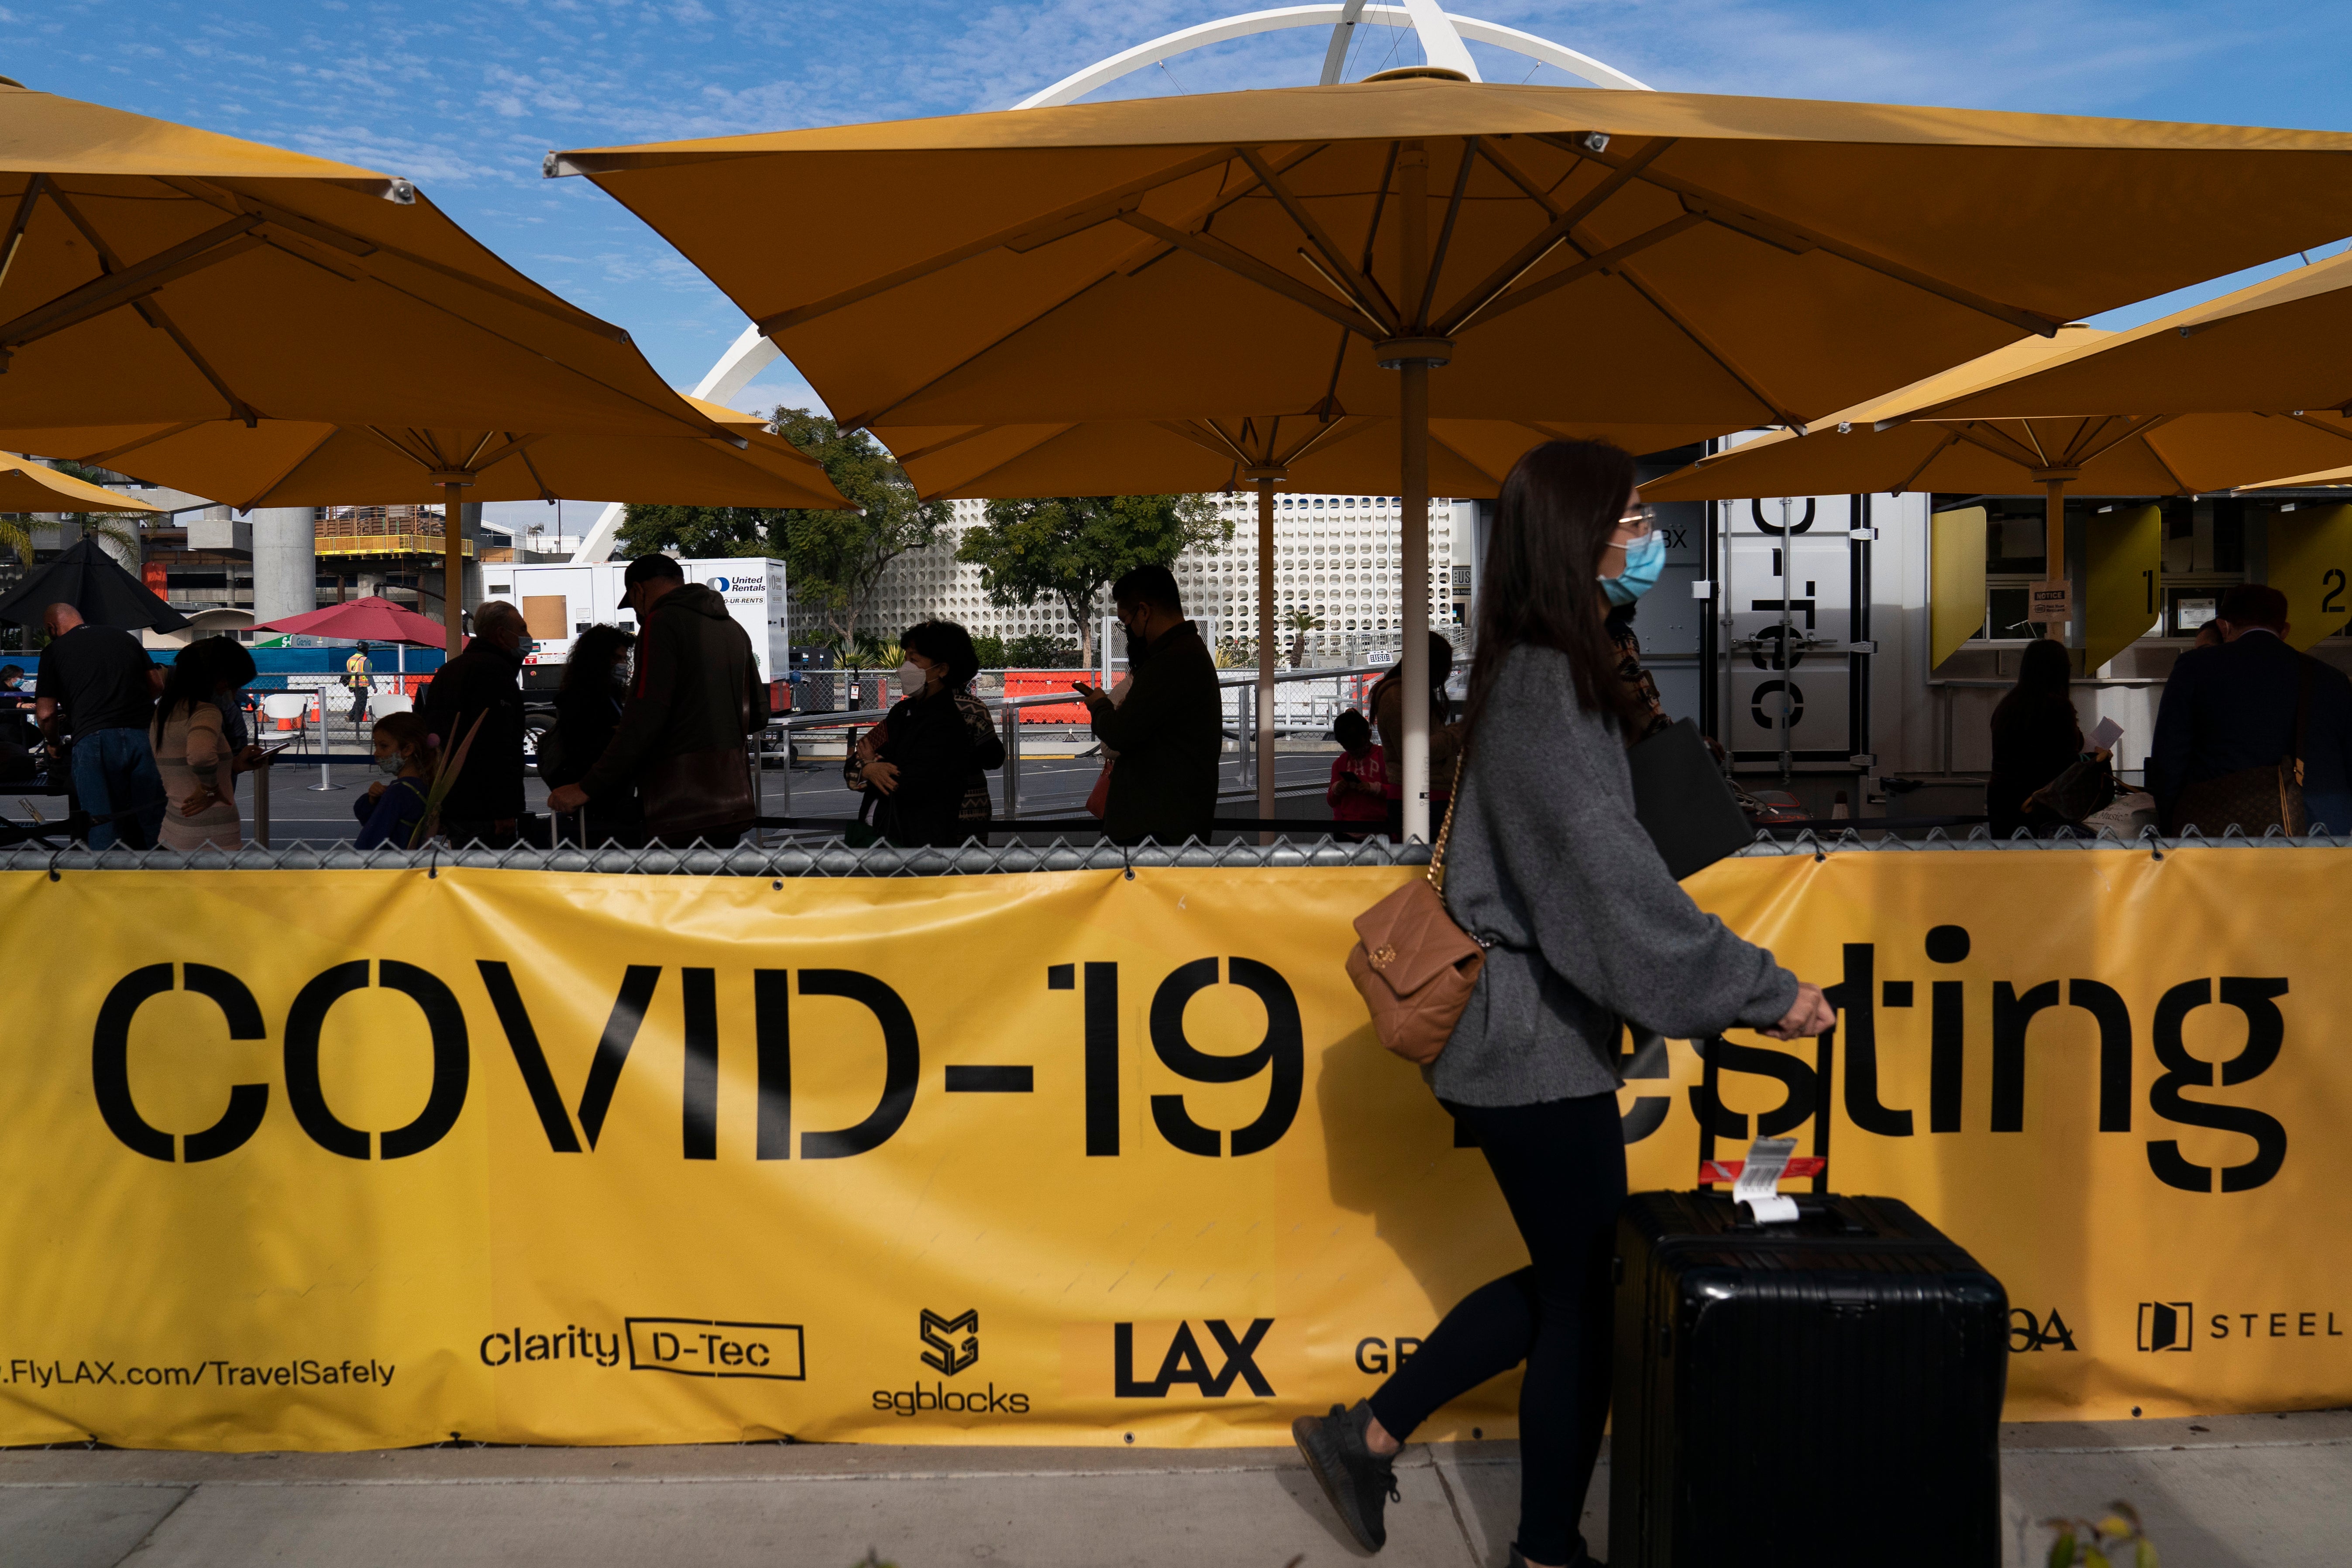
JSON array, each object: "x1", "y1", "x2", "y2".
[{"x1": 1345, "y1": 782, "x2": 1484, "y2": 1065}]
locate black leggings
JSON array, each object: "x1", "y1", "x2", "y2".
[{"x1": 1367, "y1": 1092, "x2": 1626, "y2": 1567}]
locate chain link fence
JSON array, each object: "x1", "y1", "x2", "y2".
[{"x1": 0, "y1": 824, "x2": 2341, "y2": 876}]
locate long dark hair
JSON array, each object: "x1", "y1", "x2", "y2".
[
  {"x1": 1465, "y1": 439, "x2": 1647, "y2": 739},
  {"x1": 560, "y1": 624, "x2": 635, "y2": 697},
  {"x1": 1993, "y1": 635, "x2": 2076, "y2": 727},
  {"x1": 155, "y1": 636, "x2": 256, "y2": 725}
]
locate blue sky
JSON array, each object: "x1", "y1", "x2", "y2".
[{"x1": 14, "y1": 0, "x2": 2352, "y2": 421}]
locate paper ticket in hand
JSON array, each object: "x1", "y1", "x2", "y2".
[{"x1": 1735, "y1": 1135, "x2": 1800, "y2": 1223}]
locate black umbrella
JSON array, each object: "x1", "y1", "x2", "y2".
[{"x1": 0, "y1": 536, "x2": 188, "y2": 632}]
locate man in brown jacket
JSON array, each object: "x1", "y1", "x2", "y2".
[{"x1": 547, "y1": 554, "x2": 768, "y2": 845}]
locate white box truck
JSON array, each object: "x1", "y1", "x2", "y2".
[{"x1": 483, "y1": 558, "x2": 790, "y2": 681}]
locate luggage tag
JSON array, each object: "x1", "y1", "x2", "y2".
[{"x1": 1731, "y1": 1135, "x2": 1800, "y2": 1223}]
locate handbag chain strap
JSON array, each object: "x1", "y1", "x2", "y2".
[{"x1": 1427, "y1": 743, "x2": 1466, "y2": 894}]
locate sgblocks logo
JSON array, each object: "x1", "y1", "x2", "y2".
[{"x1": 873, "y1": 1308, "x2": 1031, "y2": 1417}]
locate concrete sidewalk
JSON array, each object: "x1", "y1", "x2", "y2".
[{"x1": 4, "y1": 1411, "x2": 2346, "y2": 1568}]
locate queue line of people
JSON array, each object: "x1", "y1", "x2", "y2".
[{"x1": 1989, "y1": 582, "x2": 2352, "y2": 838}]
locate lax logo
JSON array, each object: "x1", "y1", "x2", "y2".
[
  {"x1": 920, "y1": 1309, "x2": 979, "y2": 1377},
  {"x1": 1114, "y1": 1319, "x2": 1275, "y2": 1399}
]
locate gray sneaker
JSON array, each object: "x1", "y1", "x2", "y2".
[{"x1": 1291, "y1": 1400, "x2": 1399, "y2": 1551}]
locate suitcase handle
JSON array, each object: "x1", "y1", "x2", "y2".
[{"x1": 1695, "y1": 1025, "x2": 1834, "y2": 1197}]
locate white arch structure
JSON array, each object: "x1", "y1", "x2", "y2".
[
  {"x1": 1017, "y1": 2, "x2": 1649, "y2": 109},
  {"x1": 574, "y1": 3, "x2": 1647, "y2": 564}
]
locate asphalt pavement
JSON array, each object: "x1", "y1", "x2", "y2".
[{"x1": 4, "y1": 1411, "x2": 2345, "y2": 1567}]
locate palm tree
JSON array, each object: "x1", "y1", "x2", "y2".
[
  {"x1": 81, "y1": 514, "x2": 143, "y2": 566},
  {"x1": 1283, "y1": 608, "x2": 1324, "y2": 670}
]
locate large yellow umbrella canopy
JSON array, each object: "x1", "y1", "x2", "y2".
[
  {"x1": 0, "y1": 454, "x2": 162, "y2": 513},
  {"x1": 0, "y1": 81, "x2": 828, "y2": 653},
  {"x1": 0, "y1": 83, "x2": 736, "y2": 438},
  {"x1": 1646, "y1": 251, "x2": 2352, "y2": 617},
  {"x1": 881, "y1": 413, "x2": 1721, "y2": 499},
  {"x1": 12, "y1": 397, "x2": 849, "y2": 511},
  {"x1": 554, "y1": 75, "x2": 2352, "y2": 836},
  {"x1": 1639, "y1": 323, "x2": 2352, "y2": 506}
]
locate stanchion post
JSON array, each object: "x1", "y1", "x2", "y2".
[
  {"x1": 1002, "y1": 699, "x2": 1022, "y2": 821},
  {"x1": 254, "y1": 756, "x2": 270, "y2": 848},
  {"x1": 308, "y1": 692, "x2": 341, "y2": 793}
]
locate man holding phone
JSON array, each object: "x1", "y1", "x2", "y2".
[{"x1": 1076, "y1": 564, "x2": 1221, "y2": 846}]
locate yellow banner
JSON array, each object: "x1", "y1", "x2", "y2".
[{"x1": 2, "y1": 850, "x2": 2346, "y2": 1452}]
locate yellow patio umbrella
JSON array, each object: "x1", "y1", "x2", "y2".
[
  {"x1": 11, "y1": 395, "x2": 847, "y2": 634},
  {"x1": 0, "y1": 454, "x2": 163, "y2": 515},
  {"x1": 1641, "y1": 313, "x2": 2352, "y2": 557},
  {"x1": 14, "y1": 397, "x2": 846, "y2": 512},
  {"x1": 552, "y1": 74, "x2": 2352, "y2": 838},
  {"x1": 0, "y1": 80, "x2": 790, "y2": 652}
]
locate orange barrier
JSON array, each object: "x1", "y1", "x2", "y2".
[{"x1": 1002, "y1": 669, "x2": 1095, "y2": 723}]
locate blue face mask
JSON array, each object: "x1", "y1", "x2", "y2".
[{"x1": 1600, "y1": 530, "x2": 1666, "y2": 606}]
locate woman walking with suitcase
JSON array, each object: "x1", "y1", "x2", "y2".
[{"x1": 1293, "y1": 439, "x2": 1834, "y2": 1568}]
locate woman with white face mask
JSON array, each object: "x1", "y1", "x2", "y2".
[{"x1": 842, "y1": 620, "x2": 984, "y2": 847}]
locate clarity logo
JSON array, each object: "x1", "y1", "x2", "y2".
[{"x1": 920, "y1": 1308, "x2": 979, "y2": 1377}]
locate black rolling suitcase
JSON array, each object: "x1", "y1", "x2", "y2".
[{"x1": 1610, "y1": 1034, "x2": 2009, "y2": 1567}]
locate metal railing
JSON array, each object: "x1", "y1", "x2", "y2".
[{"x1": 767, "y1": 663, "x2": 1399, "y2": 823}]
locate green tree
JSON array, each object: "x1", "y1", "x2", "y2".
[
  {"x1": 767, "y1": 409, "x2": 947, "y2": 651},
  {"x1": 616, "y1": 409, "x2": 947, "y2": 651},
  {"x1": 956, "y1": 495, "x2": 1228, "y2": 665},
  {"x1": 614, "y1": 505, "x2": 774, "y2": 559}
]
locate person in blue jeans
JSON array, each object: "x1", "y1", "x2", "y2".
[{"x1": 34, "y1": 604, "x2": 165, "y2": 850}]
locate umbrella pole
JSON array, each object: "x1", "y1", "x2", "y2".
[
  {"x1": 444, "y1": 481, "x2": 465, "y2": 659},
  {"x1": 1255, "y1": 475, "x2": 1277, "y2": 843},
  {"x1": 1385, "y1": 138, "x2": 1446, "y2": 846},
  {"x1": 2045, "y1": 478, "x2": 2068, "y2": 639},
  {"x1": 1398, "y1": 363, "x2": 1432, "y2": 843}
]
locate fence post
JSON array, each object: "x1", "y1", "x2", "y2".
[{"x1": 254, "y1": 759, "x2": 271, "y2": 849}]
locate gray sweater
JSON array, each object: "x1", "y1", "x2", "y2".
[{"x1": 1433, "y1": 645, "x2": 1798, "y2": 1107}]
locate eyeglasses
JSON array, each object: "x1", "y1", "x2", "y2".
[{"x1": 1616, "y1": 504, "x2": 1656, "y2": 540}]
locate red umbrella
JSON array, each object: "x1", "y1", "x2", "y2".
[{"x1": 253, "y1": 596, "x2": 460, "y2": 648}]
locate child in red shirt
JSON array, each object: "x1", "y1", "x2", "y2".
[{"x1": 1327, "y1": 708, "x2": 1388, "y2": 839}]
